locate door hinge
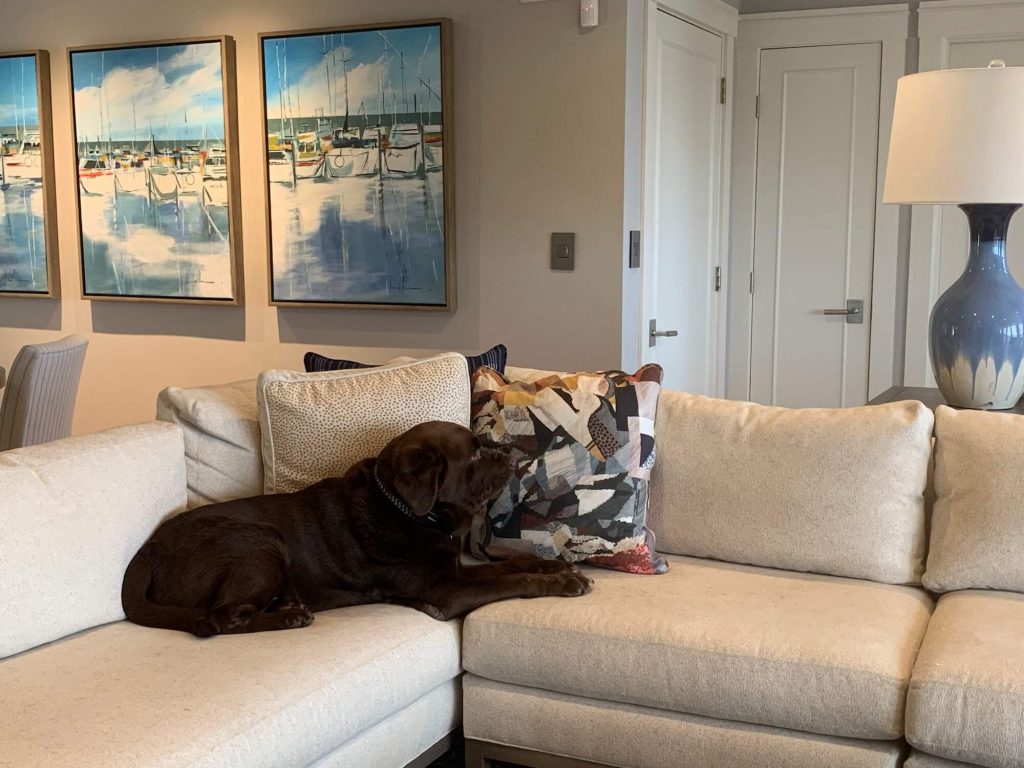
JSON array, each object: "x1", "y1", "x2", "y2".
[
  {"x1": 715, "y1": 266, "x2": 722, "y2": 292},
  {"x1": 749, "y1": 271, "x2": 754, "y2": 294},
  {"x1": 755, "y1": 94, "x2": 760, "y2": 119},
  {"x1": 720, "y1": 77, "x2": 727, "y2": 105}
]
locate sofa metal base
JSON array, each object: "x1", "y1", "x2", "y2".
[
  {"x1": 465, "y1": 739, "x2": 616, "y2": 768},
  {"x1": 406, "y1": 731, "x2": 459, "y2": 768}
]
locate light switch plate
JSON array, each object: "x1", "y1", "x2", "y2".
[
  {"x1": 629, "y1": 230, "x2": 641, "y2": 269},
  {"x1": 551, "y1": 233, "x2": 575, "y2": 271}
]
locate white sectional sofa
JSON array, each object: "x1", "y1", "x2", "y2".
[{"x1": 2, "y1": 366, "x2": 1023, "y2": 768}]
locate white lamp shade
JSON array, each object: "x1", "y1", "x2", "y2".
[{"x1": 883, "y1": 64, "x2": 1024, "y2": 205}]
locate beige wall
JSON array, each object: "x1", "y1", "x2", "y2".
[{"x1": 0, "y1": 0, "x2": 629, "y2": 435}]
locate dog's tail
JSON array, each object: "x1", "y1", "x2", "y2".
[{"x1": 121, "y1": 543, "x2": 213, "y2": 637}]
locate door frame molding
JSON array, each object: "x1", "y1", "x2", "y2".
[
  {"x1": 904, "y1": 0, "x2": 1024, "y2": 387},
  {"x1": 636, "y1": 0, "x2": 737, "y2": 395},
  {"x1": 725, "y1": 4, "x2": 910, "y2": 402}
]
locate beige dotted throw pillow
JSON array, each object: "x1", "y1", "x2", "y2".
[{"x1": 257, "y1": 352, "x2": 471, "y2": 494}]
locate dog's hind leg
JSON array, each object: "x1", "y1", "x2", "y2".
[{"x1": 200, "y1": 555, "x2": 313, "y2": 635}]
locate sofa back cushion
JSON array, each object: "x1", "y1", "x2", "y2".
[
  {"x1": 647, "y1": 393, "x2": 934, "y2": 584},
  {"x1": 157, "y1": 379, "x2": 263, "y2": 508},
  {"x1": 924, "y1": 406, "x2": 1024, "y2": 593},
  {"x1": 0, "y1": 422, "x2": 186, "y2": 659},
  {"x1": 258, "y1": 352, "x2": 471, "y2": 494}
]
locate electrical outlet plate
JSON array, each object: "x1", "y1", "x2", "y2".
[{"x1": 551, "y1": 233, "x2": 575, "y2": 271}]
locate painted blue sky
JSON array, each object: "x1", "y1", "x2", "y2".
[
  {"x1": 0, "y1": 55, "x2": 39, "y2": 130},
  {"x1": 71, "y1": 41, "x2": 225, "y2": 143},
  {"x1": 263, "y1": 24, "x2": 443, "y2": 123}
]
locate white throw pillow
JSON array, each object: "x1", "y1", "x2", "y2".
[
  {"x1": 157, "y1": 379, "x2": 263, "y2": 508},
  {"x1": 257, "y1": 352, "x2": 471, "y2": 494}
]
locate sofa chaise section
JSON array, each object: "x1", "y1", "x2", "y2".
[{"x1": 0, "y1": 421, "x2": 462, "y2": 768}]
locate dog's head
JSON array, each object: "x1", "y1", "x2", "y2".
[{"x1": 376, "y1": 421, "x2": 513, "y2": 530}]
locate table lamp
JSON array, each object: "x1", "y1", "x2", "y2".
[{"x1": 884, "y1": 61, "x2": 1024, "y2": 409}]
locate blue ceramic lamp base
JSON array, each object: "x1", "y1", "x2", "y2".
[{"x1": 930, "y1": 203, "x2": 1024, "y2": 410}]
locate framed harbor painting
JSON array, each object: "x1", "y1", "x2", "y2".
[
  {"x1": 68, "y1": 36, "x2": 242, "y2": 304},
  {"x1": 260, "y1": 19, "x2": 455, "y2": 310},
  {"x1": 0, "y1": 50, "x2": 60, "y2": 298}
]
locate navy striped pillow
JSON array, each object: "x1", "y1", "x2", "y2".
[{"x1": 304, "y1": 345, "x2": 508, "y2": 376}]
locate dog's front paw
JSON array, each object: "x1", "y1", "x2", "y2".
[
  {"x1": 279, "y1": 605, "x2": 315, "y2": 629},
  {"x1": 549, "y1": 569, "x2": 593, "y2": 597}
]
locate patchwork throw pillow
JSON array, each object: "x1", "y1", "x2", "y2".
[
  {"x1": 471, "y1": 365, "x2": 667, "y2": 574},
  {"x1": 305, "y1": 344, "x2": 507, "y2": 376},
  {"x1": 258, "y1": 352, "x2": 471, "y2": 494}
]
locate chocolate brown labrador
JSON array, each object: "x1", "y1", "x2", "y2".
[{"x1": 122, "y1": 421, "x2": 592, "y2": 636}]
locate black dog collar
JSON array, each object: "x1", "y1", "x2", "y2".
[{"x1": 374, "y1": 465, "x2": 443, "y2": 529}]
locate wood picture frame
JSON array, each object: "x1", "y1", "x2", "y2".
[
  {"x1": 0, "y1": 50, "x2": 60, "y2": 298},
  {"x1": 259, "y1": 18, "x2": 455, "y2": 311},
  {"x1": 67, "y1": 35, "x2": 243, "y2": 305}
]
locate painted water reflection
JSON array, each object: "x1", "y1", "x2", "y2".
[
  {"x1": 0, "y1": 180, "x2": 47, "y2": 293},
  {"x1": 270, "y1": 170, "x2": 445, "y2": 304}
]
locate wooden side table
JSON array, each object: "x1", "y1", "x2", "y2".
[{"x1": 869, "y1": 386, "x2": 1024, "y2": 414}]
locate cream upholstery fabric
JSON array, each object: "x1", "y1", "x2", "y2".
[
  {"x1": 463, "y1": 676, "x2": 905, "y2": 768},
  {"x1": 647, "y1": 392, "x2": 933, "y2": 584},
  {"x1": 906, "y1": 752, "x2": 985, "y2": 768},
  {"x1": 925, "y1": 406, "x2": 1024, "y2": 593},
  {"x1": 157, "y1": 378, "x2": 263, "y2": 507},
  {"x1": 907, "y1": 591, "x2": 1024, "y2": 768},
  {"x1": 1, "y1": 605, "x2": 461, "y2": 768},
  {"x1": 463, "y1": 554, "x2": 932, "y2": 740},
  {"x1": 309, "y1": 680, "x2": 459, "y2": 767},
  {"x1": 0, "y1": 423, "x2": 186, "y2": 659},
  {"x1": 258, "y1": 352, "x2": 471, "y2": 493}
]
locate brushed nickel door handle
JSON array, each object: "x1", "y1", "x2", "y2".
[
  {"x1": 649, "y1": 319, "x2": 679, "y2": 347},
  {"x1": 822, "y1": 299, "x2": 864, "y2": 324}
]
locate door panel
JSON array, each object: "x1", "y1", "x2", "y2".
[
  {"x1": 644, "y1": 11, "x2": 723, "y2": 394},
  {"x1": 750, "y1": 43, "x2": 882, "y2": 407}
]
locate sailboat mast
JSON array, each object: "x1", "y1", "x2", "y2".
[
  {"x1": 400, "y1": 51, "x2": 407, "y2": 117},
  {"x1": 340, "y1": 33, "x2": 351, "y2": 133},
  {"x1": 275, "y1": 41, "x2": 285, "y2": 137},
  {"x1": 12, "y1": 60, "x2": 20, "y2": 142},
  {"x1": 283, "y1": 39, "x2": 294, "y2": 138},
  {"x1": 19, "y1": 57, "x2": 26, "y2": 143}
]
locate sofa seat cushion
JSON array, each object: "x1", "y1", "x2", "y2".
[
  {"x1": 907, "y1": 591, "x2": 1024, "y2": 768},
  {"x1": 1, "y1": 605, "x2": 461, "y2": 768},
  {"x1": 463, "y1": 554, "x2": 932, "y2": 740}
]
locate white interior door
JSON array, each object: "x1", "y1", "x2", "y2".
[
  {"x1": 749, "y1": 43, "x2": 882, "y2": 407},
  {"x1": 643, "y1": 10, "x2": 724, "y2": 394}
]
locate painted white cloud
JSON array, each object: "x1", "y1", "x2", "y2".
[
  {"x1": 266, "y1": 41, "x2": 441, "y2": 124},
  {"x1": 74, "y1": 48, "x2": 224, "y2": 141}
]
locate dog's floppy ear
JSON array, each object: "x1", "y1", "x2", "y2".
[{"x1": 392, "y1": 445, "x2": 447, "y2": 516}]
